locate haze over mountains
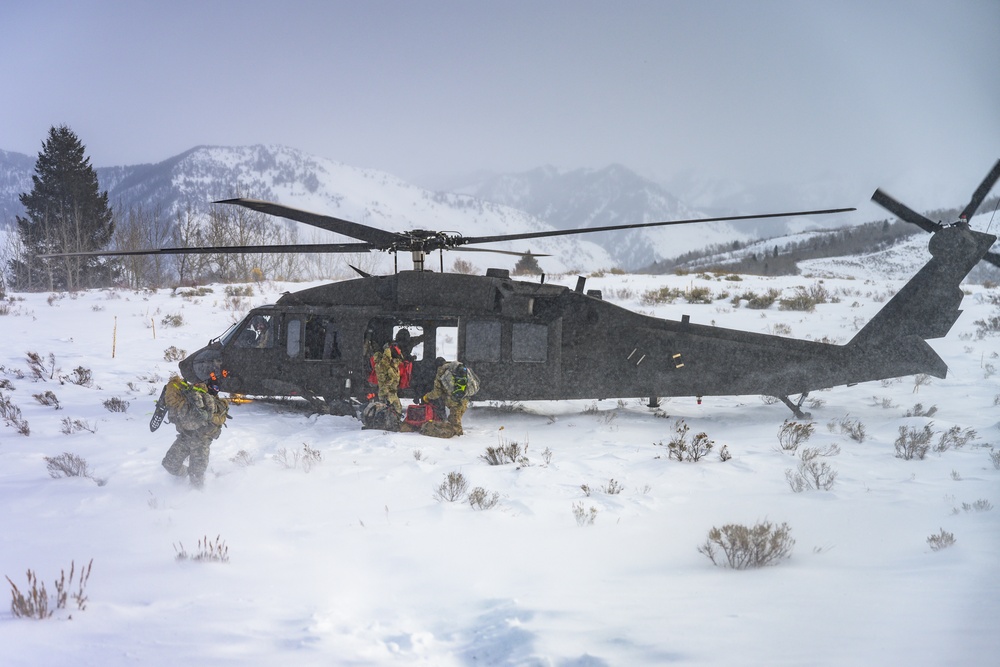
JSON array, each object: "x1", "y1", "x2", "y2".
[{"x1": 0, "y1": 145, "x2": 868, "y2": 272}]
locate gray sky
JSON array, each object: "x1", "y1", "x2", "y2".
[{"x1": 3, "y1": 0, "x2": 998, "y2": 213}]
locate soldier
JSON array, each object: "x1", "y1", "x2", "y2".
[
  {"x1": 160, "y1": 375, "x2": 229, "y2": 488},
  {"x1": 372, "y1": 342, "x2": 404, "y2": 416},
  {"x1": 421, "y1": 358, "x2": 479, "y2": 437}
]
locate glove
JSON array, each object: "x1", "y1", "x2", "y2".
[{"x1": 413, "y1": 396, "x2": 422, "y2": 404}]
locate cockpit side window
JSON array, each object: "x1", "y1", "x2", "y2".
[{"x1": 233, "y1": 314, "x2": 276, "y2": 349}]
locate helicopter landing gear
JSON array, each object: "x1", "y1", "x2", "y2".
[
  {"x1": 778, "y1": 394, "x2": 811, "y2": 420},
  {"x1": 324, "y1": 397, "x2": 360, "y2": 418}
]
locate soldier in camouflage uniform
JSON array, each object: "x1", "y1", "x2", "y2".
[
  {"x1": 161, "y1": 375, "x2": 229, "y2": 488},
  {"x1": 421, "y1": 359, "x2": 477, "y2": 437},
  {"x1": 372, "y1": 343, "x2": 404, "y2": 416}
]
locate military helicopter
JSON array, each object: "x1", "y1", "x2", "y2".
[{"x1": 45, "y1": 161, "x2": 999, "y2": 418}]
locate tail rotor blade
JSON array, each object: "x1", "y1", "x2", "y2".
[
  {"x1": 981, "y1": 250, "x2": 1000, "y2": 270},
  {"x1": 959, "y1": 159, "x2": 1000, "y2": 222},
  {"x1": 871, "y1": 188, "x2": 939, "y2": 233}
]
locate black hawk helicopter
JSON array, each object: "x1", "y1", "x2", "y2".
[{"x1": 44, "y1": 161, "x2": 1000, "y2": 418}]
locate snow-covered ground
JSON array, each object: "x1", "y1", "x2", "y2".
[{"x1": 1, "y1": 246, "x2": 999, "y2": 665}]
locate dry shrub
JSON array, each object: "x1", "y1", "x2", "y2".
[
  {"x1": 434, "y1": 471, "x2": 469, "y2": 502},
  {"x1": 698, "y1": 521, "x2": 795, "y2": 569},
  {"x1": 5, "y1": 559, "x2": 93, "y2": 619},
  {"x1": 778, "y1": 419, "x2": 815, "y2": 452}
]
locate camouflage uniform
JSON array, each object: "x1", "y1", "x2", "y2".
[
  {"x1": 373, "y1": 344, "x2": 403, "y2": 415},
  {"x1": 161, "y1": 376, "x2": 229, "y2": 488},
  {"x1": 422, "y1": 361, "x2": 471, "y2": 436}
]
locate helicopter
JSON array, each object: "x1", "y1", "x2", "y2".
[{"x1": 43, "y1": 160, "x2": 1000, "y2": 418}]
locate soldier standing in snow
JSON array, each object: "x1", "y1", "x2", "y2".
[
  {"x1": 159, "y1": 375, "x2": 229, "y2": 488},
  {"x1": 372, "y1": 342, "x2": 405, "y2": 417}
]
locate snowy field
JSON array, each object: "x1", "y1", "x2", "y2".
[{"x1": 1, "y1": 240, "x2": 999, "y2": 665}]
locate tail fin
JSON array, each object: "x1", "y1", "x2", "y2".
[{"x1": 848, "y1": 226, "x2": 996, "y2": 378}]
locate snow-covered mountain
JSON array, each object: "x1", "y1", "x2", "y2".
[
  {"x1": 450, "y1": 164, "x2": 764, "y2": 269},
  {"x1": 0, "y1": 147, "x2": 863, "y2": 272},
  {"x1": 0, "y1": 145, "x2": 618, "y2": 275}
]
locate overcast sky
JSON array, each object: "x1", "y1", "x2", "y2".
[{"x1": 3, "y1": 0, "x2": 998, "y2": 213}]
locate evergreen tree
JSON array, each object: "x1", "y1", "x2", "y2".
[
  {"x1": 512, "y1": 250, "x2": 543, "y2": 275},
  {"x1": 11, "y1": 125, "x2": 115, "y2": 291}
]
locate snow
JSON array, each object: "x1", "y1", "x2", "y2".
[{"x1": 1, "y1": 255, "x2": 999, "y2": 666}]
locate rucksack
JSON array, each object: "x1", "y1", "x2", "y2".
[
  {"x1": 419, "y1": 420, "x2": 459, "y2": 439},
  {"x1": 442, "y1": 362, "x2": 480, "y2": 400},
  {"x1": 361, "y1": 400, "x2": 401, "y2": 431}
]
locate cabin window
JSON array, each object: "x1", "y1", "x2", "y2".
[
  {"x1": 512, "y1": 323, "x2": 547, "y2": 362},
  {"x1": 233, "y1": 314, "x2": 276, "y2": 349},
  {"x1": 286, "y1": 319, "x2": 301, "y2": 358},
  {"x1": 305, "y1": 316, "x2": 341, "y2": 360},
  {"x1": 392, "y1": 325, "x2": 426, "y2": 360},
  {"x1": 465, "y1": 320, "x2": 501, "y2": 362}
]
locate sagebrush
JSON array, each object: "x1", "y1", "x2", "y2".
[{"x1": 698, "y1": 521, "x2": 795, "y2": 569}]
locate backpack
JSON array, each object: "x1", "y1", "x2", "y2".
[
  {"x1": 442, "y1": 362, "x2": 480, "y2": 400},
  {"x1": 398, "y1": 359, "x2": 413, "y2": 390},
  {"x1": 361, "y1": 400, "x2": 401, "y2": 431},
  {"x1": 404, "y1": 402, "x2": 435, "y2": 430},
  {"x1": 162, "y1": 377, "x2": 228, "y2": 432}
]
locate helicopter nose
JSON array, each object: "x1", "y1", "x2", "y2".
[{"x1": 178, "y1": 347, "x2": 222, "y2": 384}]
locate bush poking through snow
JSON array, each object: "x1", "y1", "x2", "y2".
[
  {"x1": 0, "y1": 392, "x2": 30, "y2": 435},
  {"x1": 160, "y1": 313, "x2": 184, "y2": 328},
  {"x1": 661, "y1": 419, "x2": 714, "y2": 461},
  {"x1": 894, "y1": 424, "x2": 934, "y2": 460},
  {"x1": 67, "y1": 366, "x2": 93, "y2": 387},
  {"x1": 481, "y1": 433, "x2": 528, "y2": 466},
  {"x1": 273, "y1": 444, "x2": 322, "y2": 471},
  {"x1": 934, "y1": 425, "x2": 976, "y2": 452},
  {"x1": 468, "y1": 486, "x2": 500, "y2": 510},
  {"x1": 835, "y1": 416, "x2": 867, "y2": 442},
  {"x1": 163, "y1": 346, "x2": 186, "y2": 362},
  {"x1": 44, "y1": 452, "x2": 106, "y2": 486},
  {"x1": 60, "y1": 418, "x2": 97, "y2": 435},
  {"x1": 778, "y1": 419, "x2": 815, "y2": 452},
  {"x1": 102, "y1": 397, "x2": 130, "y2": 413},
  {"x1": 602, "y1": 478, "x2": 625, "y2": 495},
  {"x1": 573, "y1": 502, "x2": 598, "y2": 527},
  {"x1": 926, "y1": 528, "x2": 956, "y2": 552},
  {"x1": 904, "y1": 403, "x2": 938, "y2": 418},
  {"x1": 5, "y1": 559, "x2": 93, "y2": 619},
  {"x1": 175, "y1": 535, "x2": 230, "y2": 563},
  {"x1": 698, "y1": 521, "x2": 795, "y2": 569},
  {"x1": 33, "y1": 391, "x2": 60, "y2": 409},
  {"x1": 434, "y1": 471, "x2": 469, "y2": 502},
  {"x1": 990, "y1": 449, "x2": 1000, "y2": 470},
  {"x1": 229, "y1": 450, "x2": 255, "y2": 467},
  {"x1": 785, "y1": 445, "x2": 840, "y2": 492}
]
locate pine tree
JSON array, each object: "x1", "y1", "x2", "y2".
[
  {"x1": 11, "y1": 125, "x2": 115, "y2": 291},
  {"x1": 512, "y1": 250, "x2": 543, "y2": 275}
]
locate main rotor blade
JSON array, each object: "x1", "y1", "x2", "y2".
[
  {"x1": 38, "y1": 242, "x2": 374, "y2": 259},
  {"x1": 215, "y1": 198, "x2": 401, "y2": 248},
  {"x1": 959, "y1": 159, "x2": 1000, "y2": 222},
  {"x1": 457, "y1": 207, "x2": 855, "y2": 246},
  {"x1": 871, "y1": 189, "x2": 939, "y2": 233},
  {"x1": 452, "y1": 247, "x2": 551, "y2": 258}
]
